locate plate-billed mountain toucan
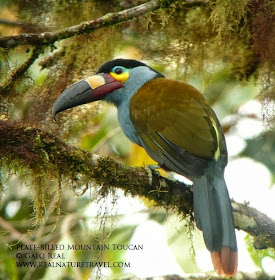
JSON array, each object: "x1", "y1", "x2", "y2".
[{"x1": 52, "y1": 59, "x2": 238, "y2": 276}]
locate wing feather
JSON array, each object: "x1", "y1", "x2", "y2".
[{"x1": 130, "y1": 78, "x2": 225, "y2": 178}]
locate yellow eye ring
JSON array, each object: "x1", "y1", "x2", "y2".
[{"x1": 110, "y1": 66, "x2": 129, "y2": 83}]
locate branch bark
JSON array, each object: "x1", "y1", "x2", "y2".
[
  {"x1": 0, "y1": 19, "x2": 43, "y2": 33},
  {"x1": 0, "y1": 120, "x2": 275, "y2": 250},
  {"x1": 0, "y1": 0, "x2": 208, "y2": 49}
]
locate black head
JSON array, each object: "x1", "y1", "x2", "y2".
[
  {"x1": 53, "y1": 59, "x2": 164, "y2": 119},
  {"x1": 97, "y1": 58, "x2": 164, "y2": 78}
]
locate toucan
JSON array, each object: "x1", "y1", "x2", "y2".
[{"x1": 52, "y1": 59, "x2": 238, "y2": 276}]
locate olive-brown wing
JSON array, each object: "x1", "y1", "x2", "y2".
[{"x1": 130, "y1": 78, "x2": 220, "y2": 177}]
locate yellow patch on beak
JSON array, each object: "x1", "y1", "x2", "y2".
[{"x1": 86, "y1": 75, "x2": 106, "y2": 89}]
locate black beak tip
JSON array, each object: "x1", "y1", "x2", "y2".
[
  {"x1": 51, "y1": 80, "x2": 95, "y2": 122},
  {"x1": 52, "y1": 107, "x2": 58, "y2": 121}
]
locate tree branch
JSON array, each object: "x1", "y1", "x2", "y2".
[
  {"x1": 0, "y1": 120, "x2": 274, "y2": 250},
  {"x1": 0, "y1": 46, "x2": 45, "y2": 94},
  {"x1": 0, "y1": 19, "x2": 43, "y2": 33},
  {"x1": 0, "y1": 216, "x2": 36, "y2": 246},
  {"x1": 0, "y1": 0, "x2": 208, "y2": 49}
]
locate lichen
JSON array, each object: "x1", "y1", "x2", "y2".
[
  {"x1": 0, "y1": 120, "x2": 97, "y2": 224},
  {"x1": 209, "y1": 0, "x2": 248, "y2": 39}
]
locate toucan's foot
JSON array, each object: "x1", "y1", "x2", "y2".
[
  {"x1": 145, "y1": 164, "x2": 160, "y2": 185},
  {"x1": 145, "y1": 165, "x2": 168, "y2": 197}
]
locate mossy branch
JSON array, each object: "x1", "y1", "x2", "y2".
[
  {"x1": 0, "y1": 120, "x2": 275, "y2": 250},
  {"x1": 0, "y1": 0, "x2": 208, "y2": 49},
  {"x1": 0, "y1": 46, "x2": 46, "y2": 94}
]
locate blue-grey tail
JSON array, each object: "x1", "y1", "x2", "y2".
[{"x1": 193, "y1": 163, "x2": 238, "y2": 276}]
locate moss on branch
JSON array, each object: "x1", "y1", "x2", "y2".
[
  {"x1": 0, "y1": 120, "x2": 275, "y2": 249},
  {"x1": 0, "y1": 0, "x2": 186, "y2": 49}
]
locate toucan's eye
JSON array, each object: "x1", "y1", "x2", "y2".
[
  {"x1": 110, "y1": 66, "x2": 129, "y2": 83},
  {"x1": 115, "y1": 67, "x2": 123, "y2": 74},
  {"x1": 112, "y1": 66, "x2": 126, "y2": 75}
]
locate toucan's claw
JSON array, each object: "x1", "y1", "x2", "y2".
[
  {"x1": 145, "y1": 164, "x2": 160, "y2": 186},
  {"x1": 145, "y1": 165, "x2": 168, "y2": 197}
]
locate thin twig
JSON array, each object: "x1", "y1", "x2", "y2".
[
  {"x1": 0, "y1": 216, "x2": 37, "y2": 246},
  {"x1": 0, "y1": 19, "x2": 42, "y2": 33},
  {"x1": 0, "y1": 46, "x2": 45, "y2": 94}
]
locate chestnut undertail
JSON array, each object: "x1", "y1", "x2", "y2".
[{"x1": 211, "y1": 247, "x2": 238, "y2": 276}]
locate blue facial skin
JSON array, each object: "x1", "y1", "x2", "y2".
[{"x1": 104, "y1": 66, "x2": 158, "y2": 146}]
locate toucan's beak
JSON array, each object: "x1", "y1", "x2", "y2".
[{"x1": 52, "y1": 73, "x2": 123, "y2": 120}]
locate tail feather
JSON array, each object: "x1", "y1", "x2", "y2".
[
  {"x1": 211, "y1": 248, "x2": 238, "y2": 276},
  {"x1": 193, "y1": 164, "x2": 238, "y2": 276}
]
